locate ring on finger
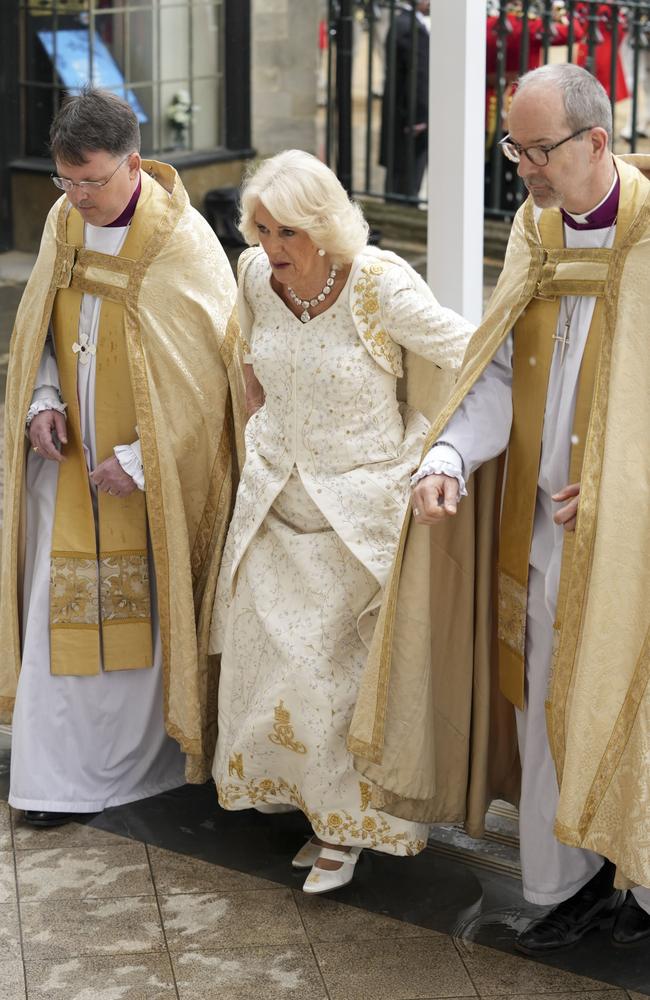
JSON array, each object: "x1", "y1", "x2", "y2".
[
  {"x1": 413, "y1": 507, "x2": 420, "y2": 517},
  {"x1": 32, "y1": 446, "x2": 39, "y2": 453}
]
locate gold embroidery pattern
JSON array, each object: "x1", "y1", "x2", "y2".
[
  {"x1": 100, "y1": 554, "x2": 151, "y2": 621},
  {"x1": 359, "y1": 781, "x2": 372, "y2": 812},
  {"x1": 228, "y1": 753, "x2": 245, "y2": 780},
  {"x1": 268, "y1": 701, "x2": 307, "y2": 754},
  {"x1": 352, "y1": 265, "x2": 403, "y2": 377},
  {"x1": 50, "y1": 557, "x2": 99, "y2": 625},
  {"x1": 217, "y1": 777, "x2": 425, "y2": 854},
  {"x1": 497, "y1": 570, "x2": 527, "y2": 658}
]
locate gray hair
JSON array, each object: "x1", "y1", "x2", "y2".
[
  {"x1": 239, "y1": 150, "x2": 369, "y2": 266},
  {"x1": 516, "y1": 63, "x2": 612, "y2": 146},
  {"x1": 50, "y1": 86, "x2": 141, "y2": 165}
]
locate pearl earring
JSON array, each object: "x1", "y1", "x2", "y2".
[{"x1": 317, "y1": 248, "x2": 326, "y2": 257}]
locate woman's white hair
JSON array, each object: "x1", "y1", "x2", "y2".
[{"x1": 239, "y1": 149, "x2": 369, "y2": 265}]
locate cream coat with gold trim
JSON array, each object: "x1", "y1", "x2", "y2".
[{"x1": 0, "y1": 161, "x2": 246, "y2": 783}]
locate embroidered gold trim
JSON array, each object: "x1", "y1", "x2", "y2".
[
  {"x1": 99, "y1": 553, "x2": 151, "y2": 622},
  {"x1": 359, "y1": 781, "x2": 372, "y2": 812},
  {"x1": 217, "y1": 776, "x2": 425, "y2": 854},
  {"x1": 352, "y1": 264, "x2": 403, "y2": 377},
  {"x1": 50, "y1": 557, "x2": 99, "y2": 625},
  {"x1": 268, "y1": 701, "x2": 307, "y2": 754},
  {"x1": 497, "y1": 572, "x2": 527, "y2": 659}
]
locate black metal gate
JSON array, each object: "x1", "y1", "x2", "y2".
[{"x1": 325, "y1": 1, "x2": 650, "y2": 219}]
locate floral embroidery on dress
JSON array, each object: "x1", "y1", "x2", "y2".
[
  {"x1": 352, "y1": 264, "x2": 403, "y2": 377},
  {"x1": 359, "y1": 781, "x2": 372, "y2": 812},
  {"x1": 268, "y1": 701, "x2": 307, "y2": 754},
  {"x1": 228, "y1": 753, "x2": 245, "y2": 780},
  {"x1": 217, "y1": 776, "x2": 426, "y2": 854}
]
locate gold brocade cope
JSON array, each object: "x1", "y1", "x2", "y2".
[
  {"x1": 49, "y1": 200, "x2": 156, "y2": 676},
  {"x1": 497, "y1": 206, "x2": 609, "y2": 709}
]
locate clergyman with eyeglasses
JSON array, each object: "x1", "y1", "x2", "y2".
[
  {"x1": 0, "y1": 87, "x2": 245, "y2": 828},
  {"x1": 351, "y1": 63, "x2": 650, "y2": 951}
]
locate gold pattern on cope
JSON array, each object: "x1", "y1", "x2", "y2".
[
  {"x1": 49, "y1": 557, "x2": 99, "y2": 625},
  {"x1": 352, "y1": 264, "x2": 403, "y2": 377},
  {"x1": 99, "y1": 554, "x2": 151, "y2": 621},
  {"x1": 268, "y1": 701, "x2": 307, "y2": 754},
  {"x1": 359, "y1": 781, "x2": 372, "y2": 812}
]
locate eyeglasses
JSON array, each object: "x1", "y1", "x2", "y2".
[
  {"x1": 51, "y1": 154, "x2": 131, "y2": 192},
  {"x1": 498, "y1": 127, "x2": 595, "y2": 167}
]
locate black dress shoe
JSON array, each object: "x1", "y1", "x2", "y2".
[
  {"x1": 612, "y1": 891, "x2": 650, "y2": 947},
  {"x1": 515, "y1": 861, "x2": 621, "y2": 955},
  {"x1": 23, "y1": 811, "x2": 78, "y2": 828}
]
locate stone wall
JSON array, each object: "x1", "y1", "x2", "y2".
[{"x1": 251, "y1": 0, "x2": 322, "y2": 158}]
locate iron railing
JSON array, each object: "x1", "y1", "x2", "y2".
[{"x1": 325, "y1": 1, "x2": 650, "y2": 218}]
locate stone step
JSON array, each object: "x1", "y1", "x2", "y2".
[{"x1": 427, "y1": 800, "x2": 521, "y2": 878}]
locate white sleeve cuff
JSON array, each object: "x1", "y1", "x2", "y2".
[
  {"x1": 114, "y1": 440, "x2": 145, "y2": 491},
  {"x1": 410, "y1": 443, "x2": 468, "y2": 497},
  {"x1": 25, "y1": 396, "x2": 67, "y2": 429}
]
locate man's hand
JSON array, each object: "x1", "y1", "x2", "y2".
[
  {"x1": 29, "y1": 409, "x2": 67, "y2": 463},
  {"x1": 552, "y1": 482, "x2": 580, "y2": 532},
  {"x1": 90, "y1": 456, "x2": 137, "y2": 497},
  {"x1": 411, "y1": 473, "x2": 460, "y2": 525}
]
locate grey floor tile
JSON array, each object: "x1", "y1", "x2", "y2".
[
  {"x1": 16, "y1": 844, "x2": 153, "y2": 901},
  {"x1": 295, "y1": 891, "x2": 439, "y2": 943},
  {"x1": 313, "y1": 936, "x2": 477, "y2": 1000},
  {"x1": 25, "y1": 954, "x2": 177, "y2": 999},
  {"x1": 148, "y1": 844, "x2": 280, "y2": 895},
  {"x1": 11, "y1": 813, "x2": 129, "y2": 850},
  {"x1": 0, "y1": 850, "x2": 17, "y2": 903},
  {"x1": 0, "y1": 900, "x2": 22, "y2": 961},
  {"x1": 172, "y1": 945, "x2": 328, "y2": 1000},
  {"x1": 20, "y1": 896, "x2": 166, "y2": 961},
  {"x1": 0, "y1": 959, "x2": 25, "y2": 1000},
  {"x1": 456, "y1": 940, "x2": 612, "y2": 995},
  {"x1": 0, "y1": 803, "x2": 12, "y2": 851},
  {"x1": 161, "y1": 888, "x2": 308, "y2": 953}
]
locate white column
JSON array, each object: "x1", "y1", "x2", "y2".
[{"x1": 427, "y1": 0, "x2": 486, "y2": 325}]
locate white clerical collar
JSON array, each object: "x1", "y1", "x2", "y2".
[
  {"x1": 562, "y1": 171, "x2": 618, "y2": 226},
  {"x1": 416, "y1": 11, "x2": 429, "y2": 30}
]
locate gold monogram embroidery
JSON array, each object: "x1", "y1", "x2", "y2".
[
  {"x1": 497, "y1": 570, "x2": 527, "y2": 658},
  {"x1": 268, "y1": 701, "x2": 307, "y2": 754},
  {"x1": 50, "y1": 557, "x2": 98, "y2": 625},
  {"x1": 228, "y1": 753, "x2": 244, "y2": 780},
  {"x1": 352, "y1": 264, "x2": 403, "y2": 377},
  {"x1": 100, "y1": 554, "x2": 151, "y2": 622},
  {"x1": 217, "y1": 776, "x2": 425, "y2": 854},
  {"x1": 359, "y1": 781, "x2": 372, "y2": 812}
]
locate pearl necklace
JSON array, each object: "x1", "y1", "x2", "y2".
[{"x1": 287, "y1": 264, "x2": 338, "y2": 323}]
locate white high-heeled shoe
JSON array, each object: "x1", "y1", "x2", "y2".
[
  {"x1": 291, "y1": 837, "x2": 322, "y2": 869},
  {"x1": 302, "y1": 846, "x2": 362, "y2": 894}
]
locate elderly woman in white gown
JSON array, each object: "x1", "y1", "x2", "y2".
[{"x1": 210, "y1": 150, "x2": 473, "y2": 893}]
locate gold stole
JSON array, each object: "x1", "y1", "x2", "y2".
[
  {"x1": 49, "y1": 194, "x2": 155, "y2": 676},
  {"x1": 497, "y1": 209, "x2": 611, "y2": 709}
]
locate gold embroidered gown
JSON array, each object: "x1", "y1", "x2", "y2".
[{"x1": 210, "y1": 247, "x2": 472, "y2": 854}]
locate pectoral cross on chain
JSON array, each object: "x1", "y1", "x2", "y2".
[{"x1": 553, "y1": 315, "x2": 571, "y2": 365}]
